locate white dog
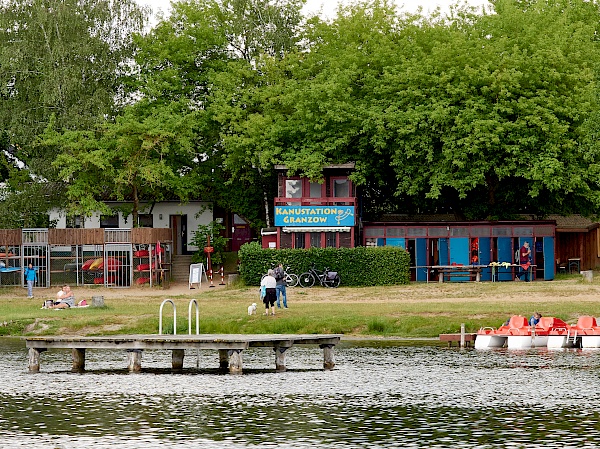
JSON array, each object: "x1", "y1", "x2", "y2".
[{"x1": 247, "y1": 303, "x2": 257, "y2": 315}]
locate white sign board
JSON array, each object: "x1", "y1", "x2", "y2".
[{"x1": 189, "y1": 263, "x2": 207, "y2": 289}]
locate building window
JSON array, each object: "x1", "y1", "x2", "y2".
[
  {"x1": 285, "y1": 179, "x2": 302, "y2": 198},
  {"x1": 137, "y1": 214, "x2": 153, "y2": 228},
  {"x1": 333, "y1": 179, "x2": 349, "y2": 198},
  {"x1": 310, "y1": 232, "x2": 321, "y2": 248},
  {"x1": 326, "y1": 232, "x2": 336, "y2": 248},
  {"x1": 309, "y1": 182, "x2": 323, "y2": 198},
  {"x1": 66, "y1": 216, "x2": 83, "y2": 229},
  {"x1": 233, "y1": 214, "x2": 246, "y2": 225},
  {"x1": 294, "y1": 232, "x2": 305, "y2": 249},
  {"x1": 100, "y1": 215, "x2": 119, "y2": 228}
]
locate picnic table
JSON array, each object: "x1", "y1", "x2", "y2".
[{"x1": 431, "y1": 265, "x2": 486, "y2": 283}]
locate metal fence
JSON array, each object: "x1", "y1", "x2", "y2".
[{"x1": 0, "y1": 228, "x2": 172, "y2": 289}]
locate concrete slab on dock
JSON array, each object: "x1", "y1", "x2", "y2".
[{"x1": 24, "y1": 334, "x2": 342, "y2": 374}]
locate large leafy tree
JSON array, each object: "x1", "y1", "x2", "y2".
[
  {"x1": 383, "y1": 0, "x2": 600, "y2": 218},
  {"x1": 41, "y1": 101, "x2": 197, "y2": 225},
  {"x1": 0, "y1": 0, "x2": 147, "y2": 170},
  {"x1": 0, "y1": 0, "x2": 147, "y2": 225},
  {"x1": 41, "y1": 0, "x2": 304, "y2": 229},
  {"x1": 213, "y1": 0, "x2": 600, "y2": 220},
  {"x1": 132, "y1": 0, "x2": 305, "y2": 229}
]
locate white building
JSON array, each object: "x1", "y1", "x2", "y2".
[{"x1": 50, "y1": 200, "x2": 213, "y2": 254}]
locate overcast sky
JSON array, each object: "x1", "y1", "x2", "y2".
[{"x1": 138, "y1": 0, "x2": 491, "y2": 21}]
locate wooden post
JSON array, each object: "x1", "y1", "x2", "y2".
[
  {"x1": 72, "y1": 348, "x2": 86, "y2": 372},
  {"x1": 228, "y1": 349, "x2": 243, "y2": 375},
  {"x1": 219, "y1": 349, "x2": 229, "y2": 370},
  {"x1": 28, "y1": 348, "x2": 46, "y2": 373},
  {"x1": 320, "y1": 344, "x2": 335, "y2": 370},
  {"x1": 172, "y1": 349, "x2": 185, "y2": 372},
  {"x1": 274, "y1": 346, "x2": 289, "y2": 372},
  {"x1": 127, "y1": 349, "x2": 143, "y2": 372},
  {"x1": 460, "y1": 323, "x2": 466, "y2": 348}
]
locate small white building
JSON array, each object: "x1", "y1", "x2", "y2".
[{"x1": 50, "y1": 200, "x2": 213, "y2": 255}]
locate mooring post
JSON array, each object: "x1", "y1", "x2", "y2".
[
  {"x1": 127, "y1": 349, "x2": 143, "y2": 372},
  {"x1": 72, "y1": 348, "x2": 86, "y2": 372},
  {"x1": 320, "y1": 344, "x2": 335, "y2": 370},
  {"x1": 28, "y1": 347, "x2": 46, "y2": 373},
  {"x1": 460, "y1": 323, "x2": 466, "y2": 348},
  {"x1": 218, "y1": 349, "x2": 229, "y2": 371},
  {"x1": 274, "y1": 346, "x2": 290, "y2": 372},
  {"x1": 228, "y1": 349, "x2": 243, "y2": 375},
  {"x1": 172, "y1": 349, "x2": 185, "y2": 372}
]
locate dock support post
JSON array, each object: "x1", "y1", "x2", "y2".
[
  {"x1": 172, "y1": 349, "x2": 185, "y2": 372},
  {"x1": 72, "y1": 348, "x2": 86, "y2": 372},
  {"x1": 127, "y1": 349, "x2": 143, "y2": 373},
  {"x1": 218, "y1": 349, "x2": 229, "y2": 371},
  {"x1": 228, "y1": 349, "x2": 243, "y2": 375},
  {"x1": 320, "y1": 344, "x2": 335, "y2": 370},
  {"x1": 460, "y1": 324, "x2": 466, "y2": 348},
  {"x1": 28, "y1": 348, "x2": 46, "y2": 373},
  {"x1": 274, "y1": 346, "x2": 290, "y2": 372}
]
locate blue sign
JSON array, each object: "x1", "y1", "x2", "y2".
[{"x1": 275, "y1": 206, "x2": 356, "y2": 227}]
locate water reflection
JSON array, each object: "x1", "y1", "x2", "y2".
[{"x1": 2, "y1": 338, "x2": 600, "y2": 448}]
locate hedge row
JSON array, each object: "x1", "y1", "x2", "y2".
[{"x1": 238, "y1": 242, "x2": 410, "y2": 287}]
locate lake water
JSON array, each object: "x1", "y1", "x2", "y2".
[{"x1": 2, "y1": 337, "x2": 600, "y2": 448}]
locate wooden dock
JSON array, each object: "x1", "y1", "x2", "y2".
[
  {"x1": 439, "y1": 333, "x2": 477, "y2": 347},
  {"x1": 24, "y1": 334, "x2": 342, "y2": 374}
]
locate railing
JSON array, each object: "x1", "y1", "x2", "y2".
[
  {"x1": 274, "y1": 196, "x2": 356, "y2": 206},
  {"x1": 1, "y1": 228, "x2": 172, "y2": 246},
  {"x1": 188, "y1": 299, "x2": 199, "y2": 335},
  {"x1": 159, "y1": 299, "x2": 176, "y2": 335}
]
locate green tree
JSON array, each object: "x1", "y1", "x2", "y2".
[
  {"x1": 132, "y1": 0, "x2": 305, "y2": 230},
  {"x1": 0, "y1": 0, "x2": 147, "y2": 170},
  {"x1": 383, "y1": 0, "x2": 600, "y2": 218},
  {"x1": 0, "y1": 0, "x2": 147, "y2": 224},
  {"x1": 43, "y1": 102, "x2": 197, "y2": 225},
  {"x1": 212, "y1": 0, "x2": 600, "y2": 219}
]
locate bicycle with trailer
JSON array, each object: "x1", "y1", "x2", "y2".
[{"x1": 298, "y1": 264, "x2": 341, "y2": 288}]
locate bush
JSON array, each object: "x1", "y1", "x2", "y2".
[
  {"x1": 191, "y1": 221, "x2": 228, "y2": 266},
  {"x1": 238, "y1": 242, "x2": 410, "y2": 286}
]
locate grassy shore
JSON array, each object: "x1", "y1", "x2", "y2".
[{"x1": 1, "y1": 273, "x2": 599, "y2": 338}]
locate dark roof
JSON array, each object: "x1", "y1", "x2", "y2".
[
  {"x1": 274, "y1": 163, "x2": 355, "y2": 170},
  {"x1": 549, "y1": 215, "x2": 599, "y2": 232}
]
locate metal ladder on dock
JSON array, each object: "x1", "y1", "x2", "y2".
[
  {"x1": 159, "y1": 298, "x2": 200, "y2": 335},
  {"x1": 159, "y1": 299, "x2": 202, "y2": 367}
]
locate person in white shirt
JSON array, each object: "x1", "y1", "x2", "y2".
[{"x1": 260, "y1": 269, "x2": 277, "y2": 316}]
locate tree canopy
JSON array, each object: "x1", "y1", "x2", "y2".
[
  {"x1": 0, "y1": 0, "x2": 147, "y2": 226},
  {"x1": 4, "y1": 0, "x2": 600, "y2": 229}
]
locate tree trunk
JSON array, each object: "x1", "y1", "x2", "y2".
[{"x1": 132, "y1": 183, "x2": 139, "y2": 228}]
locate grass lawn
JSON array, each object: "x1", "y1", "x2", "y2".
[{"x1": 1, "y1": 272, "x2": 599, "y2": 338}]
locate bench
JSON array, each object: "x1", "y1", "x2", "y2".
[{"x1": 433, "y1": 266, "x2": 483, "y2": 283}]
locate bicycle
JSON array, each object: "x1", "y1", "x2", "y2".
[
  {"x1": 298, "y1": 265, "x2": 341, "y2": 288},
  {"x1": 261, "y1": 265, "x2": 299, "y2": 287}
]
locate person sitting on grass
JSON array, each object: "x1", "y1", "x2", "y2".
[{"x1": 48, "y1": 284, "x2": 75, "y2": 309}]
